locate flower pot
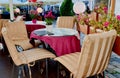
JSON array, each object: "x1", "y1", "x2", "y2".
[
  {"x1": 46, "y1": 25, "x2": 53, "y2": 32},
  {"x1": 113, "y1": 36, "x2": 120, "y2": 55},
  {"x1": 96, "y1": 29, "x2": 103, "y2": 33},
  {"x1": 77, "y1": 23, "x2": 95, "y2": 34},
  {"x1": 32, "y1": 19, "x2": 37, "y2": 23}
]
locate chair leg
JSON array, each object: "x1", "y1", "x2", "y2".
[
  {"x1": 27, "y1": 64, "x2": 32, "y2": 78},
  {"x1": 21, "y1": 66, "x2": 26, "y2": 78},
  {"x1": 57, "y1": 62, "x2": 59, "y2": 78},
  {"x1": 24, "y1": 64, "x2": 32, "y2": 78},
  {"x1": 11, "y1": 64, "x2": 25, "y2": 78},
  {"x1": 24, "y1": 65, "x2": 30, "y2": 78},
  {"x1": 11, "y1": 64, "x2": 15, "y2": 78},
  {"x1": 46, "y1": 59, "x2": 48, "y2": 78},
  {"x1": 98, "y1": 72, "x2": 105, "y2": 78},
  {"x1": 18, "y1": 66, "x2": 22, "y2": 78},
  {"x1": 102, "y1": 71, "x2": 105, "y2": 78}
]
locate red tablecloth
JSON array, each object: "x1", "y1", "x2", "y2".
[
  {"x1": 26, "y1": 24, "x2": 46, "y2": 37},
  {"x1": 30, "y1": 32, "x2": 81, "y2": 56}
]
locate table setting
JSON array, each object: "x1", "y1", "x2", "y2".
[{"x1": 30, "y1": 28, "x2": 81, "y2": 56}]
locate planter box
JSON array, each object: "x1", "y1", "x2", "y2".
[
  {"x1": 77, "y1": 23, "x2": 95, "y2": 34},
  {"x1": 113, "y1": 36, "x2": 120, "y2": 55}
]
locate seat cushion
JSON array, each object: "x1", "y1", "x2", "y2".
[
  {"x1": 19, "y1": 48, "x2": 56, "y2": 65},
  {"x1": 55, "y1": 52, "x2": 80, "y2": 74}
]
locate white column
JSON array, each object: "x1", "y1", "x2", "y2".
[{"x1": 9, "y1": 0, "x2": 15, "y2": 21}]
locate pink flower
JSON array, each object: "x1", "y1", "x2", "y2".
[
  {"x1": 29, "y1": 10, "x2": 38, "y2": 19},
  {"x1": 30, "y1": 10, "x2": 38, "y2": 15},
  {"x1": 84, "y1": 18, "x2": 89, "y2": 24},
  {"x1": 44, "y1": 11, "x2": 55, "y2": 19},
  {"x1": 77, "y1": 16, "x2": 81, "y2": 21},
  {"x1": 94, "y1": 6, "x2": 99, "y2": 13},
  {"x1": 103, "y1": 7, "x2": 108, "y2": 14},
  {"x1": 94, "y1": 6, "x2": 98, "y2": 10},
  {"x1": 103, "y1": 21, "x2": 109, "y2": 27},
  {"x1": 116, "y1": 15, "x2": 120, "y2": 21}
]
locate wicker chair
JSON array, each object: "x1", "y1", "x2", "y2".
[
  {"x1": 2, "y1": 27, "x2": 56, "y2": 78},
  {"x1": 0, "y1": 19, "x2": 9, "y2": 37},
  {"x1": 0, "y1": 19, "x2": 9, "y2": 52},
  {"x1": 56, "y1": 16, "x2": 75, "y2": 29},
  {"x1": 14, "y1": 15, "x2": 23, "y2": 21},
  {"x1": 4, "y1": 21, "x2": 40, "y2": 50},
  {"x1": 55, "y1": 30, "x2": 117, "y2": 78}
]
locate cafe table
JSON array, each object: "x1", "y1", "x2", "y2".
[
  {"x1": 30, "y1": 28, "x2": 81, "y2": 56},
  {"x1": 25, "y1": 21, "x2": 46, "y2": 37}
]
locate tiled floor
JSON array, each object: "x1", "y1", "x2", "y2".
[{"x1": 105, "y1": 52, "x2": 120, "y2": 78}]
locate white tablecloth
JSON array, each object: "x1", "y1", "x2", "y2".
[{"x1": 25, "y1": 21, "x2": 46, "y2": 25}]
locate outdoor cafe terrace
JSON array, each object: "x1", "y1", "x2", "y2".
[{"x1": 0, "y1": 0, "x2": 120, "y2": 78}]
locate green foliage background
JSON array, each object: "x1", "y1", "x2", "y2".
[{"x1": 60, "y1": 0, "x2": 74, "y2": 16}]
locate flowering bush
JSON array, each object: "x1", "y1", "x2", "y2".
[
  {"x1": 29, "y1": 10, "x2": 38, "y2": 19},
  {"x1": 94, "y1": 3, "x2": 108, "y2": 15},
  {"x1": 76, "y1": 13, "x2": 89, "y2": 25},
  {"x1": 44, "y1": 11, "x2": 55, "y2": 25},
  {"x1": 77, "y1": 2, "x2": 120, "y2": 35}
]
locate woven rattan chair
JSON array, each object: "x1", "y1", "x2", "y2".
[
  {"x1": 55, "y1": 30, "x2": 117, "y2": 78},
  {"x1": 0, "y1": 19, "x2": 9, "y2": 37},
  {"x1": 2, "y1": 27, "x2": 56, "y2": 78},
  {"x1": 56, "y1": 16, "x2": 75, "y2": 29},
  {"x1": 4, "y1": 21, "x2": 40, "y2": 50},
  {"x1": 14, "y1": 15, "x2": 23, "y2": 21},
  {"x1": 0, "y1": 19, "x2": 9, "y2": 52}
]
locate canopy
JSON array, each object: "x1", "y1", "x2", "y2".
[{"x1": 0, "y1": 0, "x2": 27, "y2": 5}]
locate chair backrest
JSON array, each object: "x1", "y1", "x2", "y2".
[
  {"x1": 56, "y1": 16, "x2": 75, "y2": 29},
  {"x1": 5, "y1": 21, "x2": 28, "y2": 40},
  {"x1": 1, "y1": 27, "x2": 22, "y2": 66},
  {"x1": 0, "y1": 19, "x2": 9, "y2": 37},
  {"x1": 15, "y1": 15, "x2": 23, "y2": 21},
  {"x1": 76, "y1": 30, "x2": 117, "y2": 78}
]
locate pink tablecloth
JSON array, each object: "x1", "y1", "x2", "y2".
[
  {"x1": 26, "y1": 24, "x2": 46, "y2": 37},
  {"x1": 30, "y1": 32, "x2": 81, "y2": 56}
]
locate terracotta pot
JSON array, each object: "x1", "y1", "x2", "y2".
[{"x1": 113, "y1": 36, "x2": 120, "y2": 56}]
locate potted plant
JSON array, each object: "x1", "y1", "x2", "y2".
[
  {"x1": 44, "y1": 11, "x2": 55, "y2": 25},
  {"x1": 29, "y1": 9, "x2": 38, "y2": 23}
]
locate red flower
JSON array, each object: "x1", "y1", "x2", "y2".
[
  {"x1": 29, "y1": 10, "x2": 38, "y2": 19},
  {"x1": 117, "y1": 15, "x2": 120, "y2": 21},
  {"x1": 44, "y1": 11, "x2": 55, "y2": 19},
  {"x1": 103, "y1": 6, "x2": 108, "y2": 14},
  {"x1": 103, "y1": 21, "x2": 109, "y2": 27}
]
